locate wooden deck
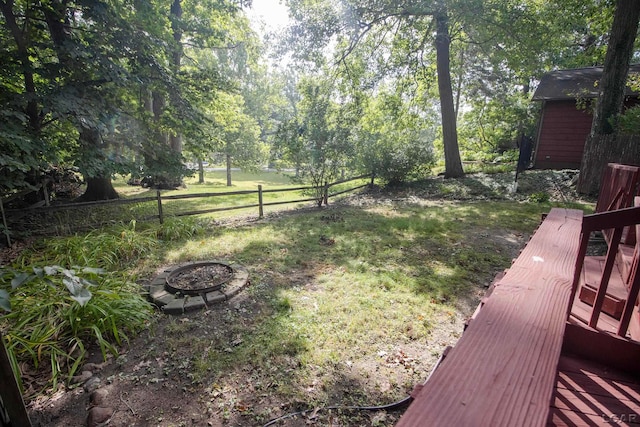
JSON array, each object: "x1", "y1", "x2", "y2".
[
  {"x1": 548, "y1": 354, "x2": 640, "y2": 425},
  {"x1": 396, "y1": 164, "x2": 640, "y2": 426},
  {"x1": 548, "y1": 323, "x2": 640, "y2": 425},
  {"x1": 396, "y1": 208, "x2": 584, "y2": 426}
]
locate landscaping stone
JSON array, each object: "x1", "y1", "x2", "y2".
[
  {"x1": 163, "y1": 298, "x2": 185, "y2": 315},
  {"x1": 183, "y1": 295, "x2": 206, "y2": 312},
  {"x1": 86, "y1": 406, "x2": 113, "y2": 427},
  {"x1": 204, "y1": 291, "x2": 226, "y2": 304},
  {"x1": 90, "y1": 389, "x2": 109, "y2": 406},
  {"x1": 83, "y1": 377, "x2": 102, "y2": 393},
  {"x1": 148, "y1": 260, "x2": 250, "y2": 314},
  {"x1": 71, "y1": 370, "x2": 93, "y2": 385}
]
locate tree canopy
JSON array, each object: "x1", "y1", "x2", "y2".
[{"x1": 0, "y1": 0, "x2": 633, "y2": 202}]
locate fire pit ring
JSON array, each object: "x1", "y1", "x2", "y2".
[
  {"x1": 144, "y1": 260, "x2": 250, "y2": 315},
  {"x1": 165, "y1": 262, "x2": 233, "y2": 296}
]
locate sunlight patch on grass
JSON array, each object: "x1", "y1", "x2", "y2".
[
  {"x1": 123, "y1": 196, "x2": 560, "y2": 408},
  {"x1": 274, "y1": 268, "x2": 441, "y2": 367}
]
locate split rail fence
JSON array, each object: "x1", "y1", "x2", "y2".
[{"x1": 1, "y1": 174, "x2": 374, "y2": 242}]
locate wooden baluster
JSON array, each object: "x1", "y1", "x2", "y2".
[
  {"x1": 618, "y1": 258, "x2": 640, "y2": 336},
  {"x1": 589, "y1": 226, "x2": 624, "y2": 328},
  {"x1": 568, "y1": 229, "x2": 591, "y2": 318},
  {"x1": 617, "y1": 211, "x2": 640, "y2": 336}
]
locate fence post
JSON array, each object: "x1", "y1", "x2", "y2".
[
  {"x1": 258, "y1": 185, "x2": 264, "y2": 218},
  {"x1": 1, "y1": 335, "x2": 32, "y2": 426},
  {"x1": 156, "y1": 190, "x2": 164, "y2": 224},
  {"x1": 323, "y1": 181, "x2": 329, "y2": 206}
]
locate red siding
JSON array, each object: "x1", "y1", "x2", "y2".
[
  {"x1": 534, "y1": 101, "x2": 592, "y2": 169},
  {"x1": 534, "y1": 98, "x2": 640, "y2": 169}
]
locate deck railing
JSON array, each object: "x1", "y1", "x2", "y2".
[{"x1": 570, "y1": 202, "x2": 640, "y2": 337}]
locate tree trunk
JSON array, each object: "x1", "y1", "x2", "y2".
[
  {"x1": 590, "y1": 0, "x2": 640, "y2": 136},
  {"x1": 578, "y1": 0, "x2": 640, "y2": 194},
  {"x1": 76, "y1": 127, "x2": 119, "y2": 201},
  {"x1": 152, "y1": 91, "x2": 169, "y2": 145},
  {"x1": 577, "y1": 134, "x2": 640, "y2": 195},
  {"x1": 226, "y1": 153, "x2": 232, "y2": 186},
  {"x1": 169, "y1": 0, "x2": 184, "y2": 165},
  {"x1": 435, "y1": 11, "x2": 464, "y2": 178},
  {"x1": 198, "y1": 159, "x2": 205, "y2": 183},
  {"x1": 76, "y1": 177, "x2": 119, "y2": 202},
  {"x1": 0, "y1": 334, "x2": 32, "y2": 427},
  {"x1": 0, "y1": 2, "x2": 41, "y2": 135}
]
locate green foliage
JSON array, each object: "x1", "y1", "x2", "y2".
[
  {"x1": 616, "y1": 74, "x2": 640, "y2": 134},
  {"x1": 18, "y1": 221, "x2": 158, "y2": 270},
  {"x1": 209, "y1": 92, "x2": 267, "y2": 175},
  {"x1": 528, "y1": 191, "x2": 551, "y2": 203},
  {"x1": 0, "y1": 289, "x2": 10, "y2": 313},
  {"x1": 0, "y1": 266, "x2": 152, "y2": 389},
  {"x1": 354, "y1": 90, "x2": 436, "y2": 184},
  {"x1": 458, "y1": 92, "x2": 536, "y2": 158},
  {"x1": 275, "y1": 75, "x2": 355, "y2": 201},
  {"x1": 157, "y1": 217, "x2": 208, "y2": 241}
]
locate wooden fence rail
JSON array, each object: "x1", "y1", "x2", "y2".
[{"x1": 2, "y1": 174, "x2": 373, "y2": 240}]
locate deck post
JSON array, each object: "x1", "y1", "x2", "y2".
[{"x1": 0, "y1": 335, "x2": 32, "y2": 426}]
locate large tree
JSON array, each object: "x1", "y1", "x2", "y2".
[
  {"x1": 0, "y1": 0, "x2": 254, "y2": 200},
  {"x1": 577, "y1": 0, "x2": 640, "y2": 195},
  {"x1": 281, "y1": 0, "x2": 611, "y2": 178},
  {"x1": 283, "y1": 0, "x2": 464, "y2": 177}
]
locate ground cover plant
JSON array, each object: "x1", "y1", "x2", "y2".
[
  {"x1": 1, "y1": 170, "x2": 594, "y2": 426},
  {"x1": 0, "y1": 266, "x2": 152, "y2": 395}
]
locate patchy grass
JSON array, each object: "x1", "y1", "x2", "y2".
[
  {"x1": 127, "y1": 202, "x2": 566, "y2": 425},
  {"x1": 18, "y1": 171, "x2": 595, "y2": 426}
]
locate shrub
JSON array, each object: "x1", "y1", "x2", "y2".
[
  {"x1": 0, "y1": 266, "x2": 153, "y2": 391},
  {"x1": 528, "y1": 191, "x2": 550, "y2": 203}
]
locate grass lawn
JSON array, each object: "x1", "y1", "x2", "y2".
[{"x1": 8, "y1": 170, "x2": 595, "y2": 426}]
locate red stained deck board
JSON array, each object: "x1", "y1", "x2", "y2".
[
  {"x1": 548, "y1": 355, "x2": 640, "y2": 426},
  {"x1": 397, "y1": 209, "x2": 583, "y2": 427},
  {"x1": 547, "y1": 408, "x2": 632, "y2": 426}
]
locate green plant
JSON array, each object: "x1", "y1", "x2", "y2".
[
  {"x1": 157, "y1": 217, "x2": 207, "y2": 241},
  {"x1": 0, "y1": 266, "x2": 152, "y2": 391},
  {"x1": 18, "y1": 221, "x2": 158, "y2": 269},
  {"x1": 528, "y1": 191, "x2": 550, "y2": 203}
]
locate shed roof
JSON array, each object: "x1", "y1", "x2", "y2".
[{"x1": 532, "y1": 64, "x2": 640, "y2": 101}]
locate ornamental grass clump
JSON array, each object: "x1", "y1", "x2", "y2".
[
  {"x1": 0, "y1": 266, "x2": 153, "y2": 392},
  {"x1": 17, "y1": 220, "x2": 159, "y2": 269}
]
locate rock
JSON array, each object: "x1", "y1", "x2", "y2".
[
  {"x1": 71, "y1": 370, "x2": 93, "y2": 385},
  {"x1": 86, "y1": 406, "x2": 113, "y2": 427},
  {"x1": 83, "y1": 376, "x2": 102, "y2": 393},
  {"x1": 90, "y1": 388, "x2": 109, "y2": 406},
  {"x1": 82, "y1": 362, "x2": 107, "y2": 373}
]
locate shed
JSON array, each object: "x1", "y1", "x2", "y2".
[{"x1": 531, "y1": 65, "x2": 640, "y2": 169}]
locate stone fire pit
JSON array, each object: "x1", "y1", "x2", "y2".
[{"x1": 145, "y1": 260, "x2": 250, "y2": 314}]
